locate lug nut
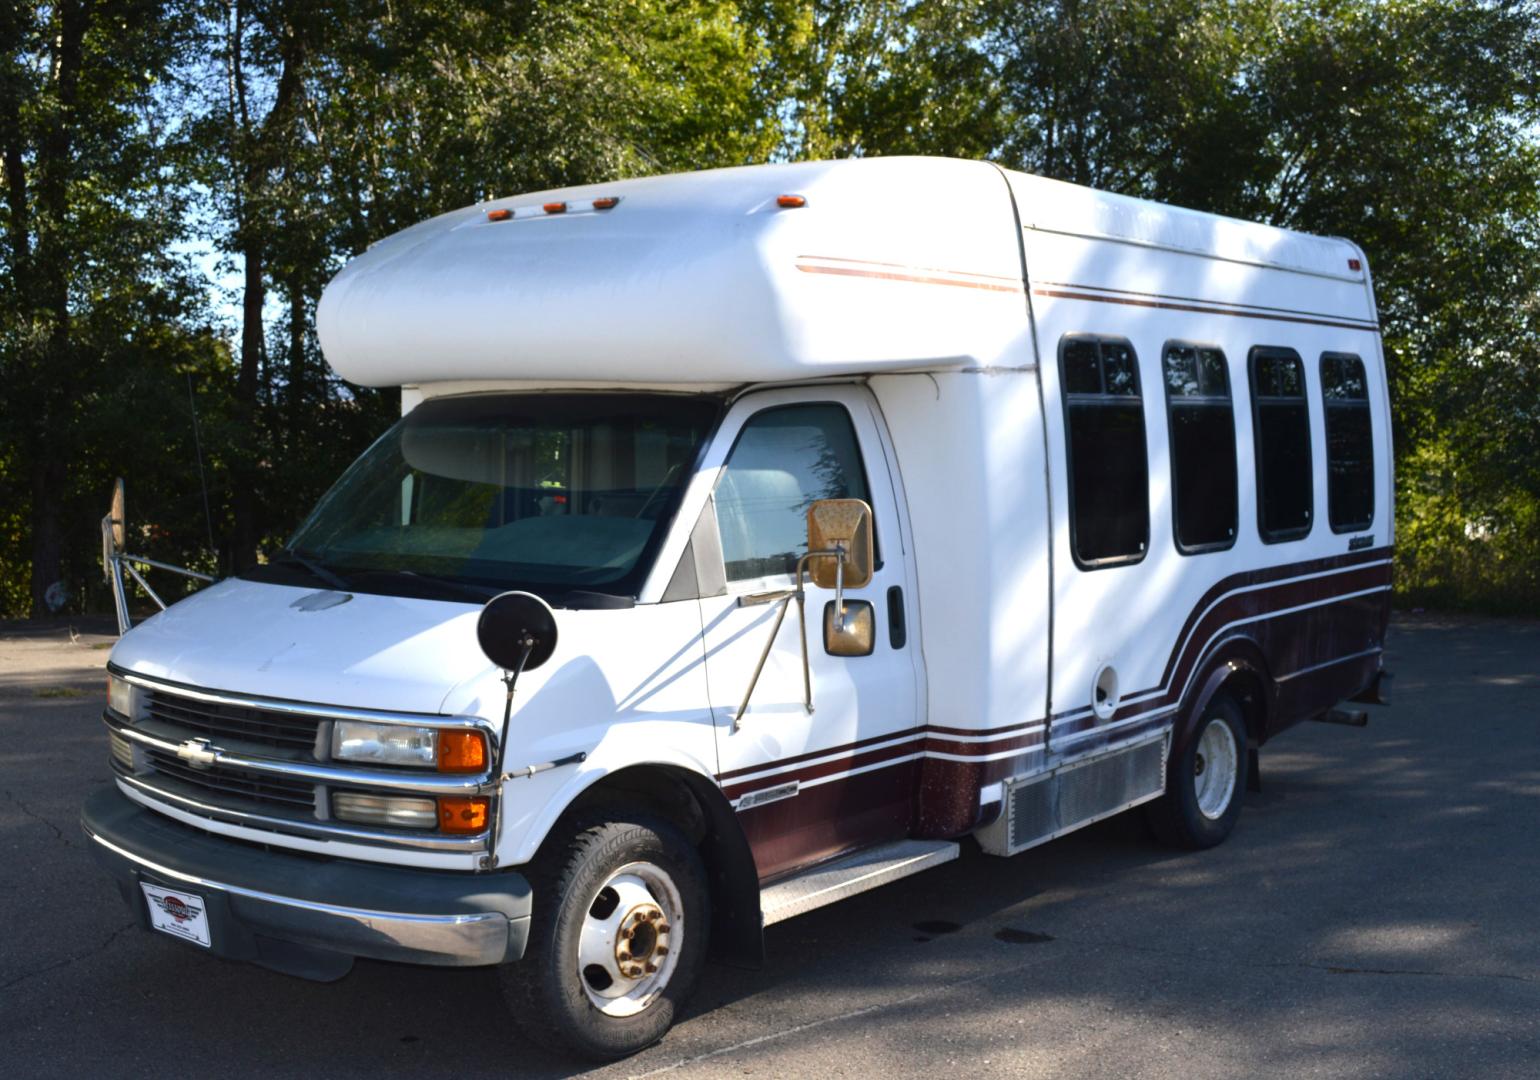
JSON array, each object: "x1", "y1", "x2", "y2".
[{"x1": 656, "y1": 923, "x2": 670, "y2": 934}]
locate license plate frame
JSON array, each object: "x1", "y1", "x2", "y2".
[{"x1": 141, "y1": 883, "x2": 212, "y2": 948}]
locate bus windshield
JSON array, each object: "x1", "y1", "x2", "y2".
[{"x1": 261, "y1": 392, "x2": 721, "y2": 604}]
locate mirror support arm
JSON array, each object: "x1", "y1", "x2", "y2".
[{"x1": 483, "y1": 637, "x2": 534, "y2": 867}]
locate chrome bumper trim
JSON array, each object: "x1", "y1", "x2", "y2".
[{"x1": 86, "y1": 829, "x2": 513, "y2": 966}]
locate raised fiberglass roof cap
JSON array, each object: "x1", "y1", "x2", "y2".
[
  {"x1": 315, "y1": 157, "x2": 1032, "y2": 388},
  {"x1": 315, "y1": 157, "x2": 1366, "y2": 390}
]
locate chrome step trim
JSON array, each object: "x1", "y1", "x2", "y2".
[{"x1": 761, "y1": 839, "x2": 959, "y2": 926}]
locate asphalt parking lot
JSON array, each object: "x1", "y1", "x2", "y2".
[{"x1": 2, "y1": 612, "x2": 1536, "y2": 1078}]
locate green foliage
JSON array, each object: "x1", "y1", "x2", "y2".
[{"x1": 1, "y1": 0, "x2": 1537, "y2": 616}]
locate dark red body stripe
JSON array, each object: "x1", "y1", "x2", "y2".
[{"x1": 722, "y1": 547, "x2": 1392, "y2": 793}]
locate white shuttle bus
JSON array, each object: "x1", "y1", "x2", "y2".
[{"x1": 84, "y1": 157, "x2": 1393, "y2": 1059}]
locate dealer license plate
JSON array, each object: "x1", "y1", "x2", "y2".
[{"x1": 142, "y1": 883, "x2": 211, "y2": 948}]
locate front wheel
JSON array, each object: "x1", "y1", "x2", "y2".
[
  {"x1": 1146, "y1": 693, "x2": 1248, "y2": 849},
  {"x1": 499, "y1": 814, "x2": 710, "y2": 1061}
]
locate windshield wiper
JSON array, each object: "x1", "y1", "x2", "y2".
[
  {"x1": 274, "y1": 549, "x2": 352, "y2": 591},
  {"x1": 342, "y1": 567, "x2": 501, "y2": 604}
]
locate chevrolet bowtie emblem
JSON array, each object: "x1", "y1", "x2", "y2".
[{"x1": 175, "y1": 737, "x2": 220, "y2": 768}]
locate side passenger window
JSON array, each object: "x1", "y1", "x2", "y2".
[
  {"x1": 1320, "y1": 353, "x2": 1374, "y2": 532},
  {"x1": 1163, "y1": 343, "x2": 1238, "y2": 552},
  {"x1": 715, "y1": 403, "x2": 872, "y2": 583},
  {"x1": 1248, "y1": 347, "x2": 1313, "y2": 542},
  {"x1": 1059, "y1": 336, "x2": 1150, "y2": 568}
]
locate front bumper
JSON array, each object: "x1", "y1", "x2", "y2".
[{"x1": 82, "y1": 786, "x2": 531, "y2": 981}]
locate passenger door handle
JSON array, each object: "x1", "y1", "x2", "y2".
[{"x1": 887, "y1": 585, "x2": 907, "y2": 649}]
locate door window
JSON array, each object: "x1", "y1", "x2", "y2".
[{"x1": 714, "y1": 403, "x2": 871, "y2": 583}]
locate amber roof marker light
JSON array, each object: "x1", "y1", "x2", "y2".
[
  {"x1": 777, "y1": 194, "x2": 808, "y2": 209},
  {"x1": 544, "y1": 201, "x2": 568, "y2": 214},
  {"x1": 593, "y1": 197, "x2": 620, "y2": 210},
  {"x1": 486, "y1": 208, "x2": 513, "y2": 222}
]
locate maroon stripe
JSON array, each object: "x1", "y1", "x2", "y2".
[
  {"x1": 722, "y1": 725, "x2": 1048, "y2": 798},
  {"x1": 718, "y1": 547, "x2": 1393, "y2": 787},
  {"x1": 716, "y1": 726, "x2": 924, "y2": 782}
]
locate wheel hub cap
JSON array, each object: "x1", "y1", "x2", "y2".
[
  {"x1": 1194, "y1": 719, "x2": 1238, "y2": 821},
  {"x1": 615, "y1": 902, "x2": 671, "y2": 978},
  {"x1": 576, "y1": 862, "x2": 684, "y2": 1017}
]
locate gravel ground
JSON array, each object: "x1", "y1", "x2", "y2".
[{"x1": 1, "y1": 612, "x2": 1536, "y2": 1079}]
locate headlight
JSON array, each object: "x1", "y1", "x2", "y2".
[
  {"x1": 107, "y1": 673, "x2": 139, "y2": 719},
  {"x1": 330, "y1": 721, "x2": 489, "y2": 773},
  {"x1": 332, "y1": 720, "x2": 437, "y2": 768}
]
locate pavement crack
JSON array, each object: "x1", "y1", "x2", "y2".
[
  {"x1": 0, "y1": 921, "x2": 137, "y2": 993},
  {"x1": 0, "y1": 787, "x2": 73, "y2": 848}
]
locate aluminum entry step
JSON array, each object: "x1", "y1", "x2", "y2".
[{"x1": 760, "y1": 839, "x2": 959, "y2": 926}]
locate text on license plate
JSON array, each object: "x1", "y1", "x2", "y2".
[{"x1": 142, "y1": 883, "x2": 211, "y2": 948}]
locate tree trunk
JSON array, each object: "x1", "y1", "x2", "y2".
[{"x1": 230, "y1": 241, "x2": 265, "y2": 570}]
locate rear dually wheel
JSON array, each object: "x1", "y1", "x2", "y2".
[{"x1": 1147, "y1": 692, "x2": 1248, "y2": 850}]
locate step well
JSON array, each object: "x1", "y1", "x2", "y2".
[{"x1": 760, "y1": 838, "x2": 959, "y2": 926}]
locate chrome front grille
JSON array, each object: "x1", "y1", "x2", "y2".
[
  {"x1": 145, "y1": 688, "x2": 320, "y2": 752},
  {"x1": 105, "y1": 670, "x2": 496, "y2": 854},
  {"x1": 144, "y1": 747, "x2": 318, "y2": 811}
]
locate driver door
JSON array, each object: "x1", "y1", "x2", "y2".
[{"x1": 699, "y1": 386, "x2": 923, "y2": 881}]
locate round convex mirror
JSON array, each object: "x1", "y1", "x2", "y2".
[{"x1": 477, "y1": 591, "x2": 559, "y2": 673}]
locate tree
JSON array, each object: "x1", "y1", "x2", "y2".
[{"x1": 0, "y1": 0, "x2": 208, "y2": 615}]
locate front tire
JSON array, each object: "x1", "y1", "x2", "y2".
[
  {"x1": 1147, "y1": 693, "x2": 1248, "y2": 850},
  {"x1": 500, "y1": 813, "x2": 710, "y2": 1061}
]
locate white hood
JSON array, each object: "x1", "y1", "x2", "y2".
[{"x1": 109, "y1": 578, "x2": 485, "y2": 715}]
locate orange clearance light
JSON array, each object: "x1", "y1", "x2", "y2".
[
  {"x1": 592, "y1": 197, "x2": 619, "y2": 210},
  {"x1": 437, "y1": 796, "x2": 490, "y2": 834},
  {"x1": 437, "y1": 730, "x2": 488, "y2": 773},
  {"x1": 543, "y1": 201, "x2": 568, "y2": 214},
  {"x1": 776, "y1": 194, "x2": 807, "y2": 209},
  {"x1": 486, "y1": 208, "x2": 513, "y2": 222}
]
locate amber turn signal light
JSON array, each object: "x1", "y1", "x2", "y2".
[
  {"x1": 437, "y1": 730, "x2": 488, "y2": 773},
  {"x1": 437, "y1": 796, "x2": 490, "y2": 834}
]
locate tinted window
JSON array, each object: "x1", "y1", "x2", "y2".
[
  {"x1": 1248, "y1": 348, "x2": 1313, "y2": 542},
  {"x1": 715, "y1": 404, "x2": 871, "y2": 582},
  {"x1": 1321, "y1": 353, "x2": 1374, "y2": 532},
  {"x1": 1060, "y1": 336, "x2": 1149, "y2": 567},
  {"x1": 1163, "y1": 343, "x2": 1238, "y2": 552}
]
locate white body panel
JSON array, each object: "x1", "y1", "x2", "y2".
[{"x1": 110, "y1": 157, "x2": 1391, "y2": 886}]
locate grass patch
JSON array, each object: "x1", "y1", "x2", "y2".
[{"x1": 35, "y1": 686, "x2": 86, "y2": 699}]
